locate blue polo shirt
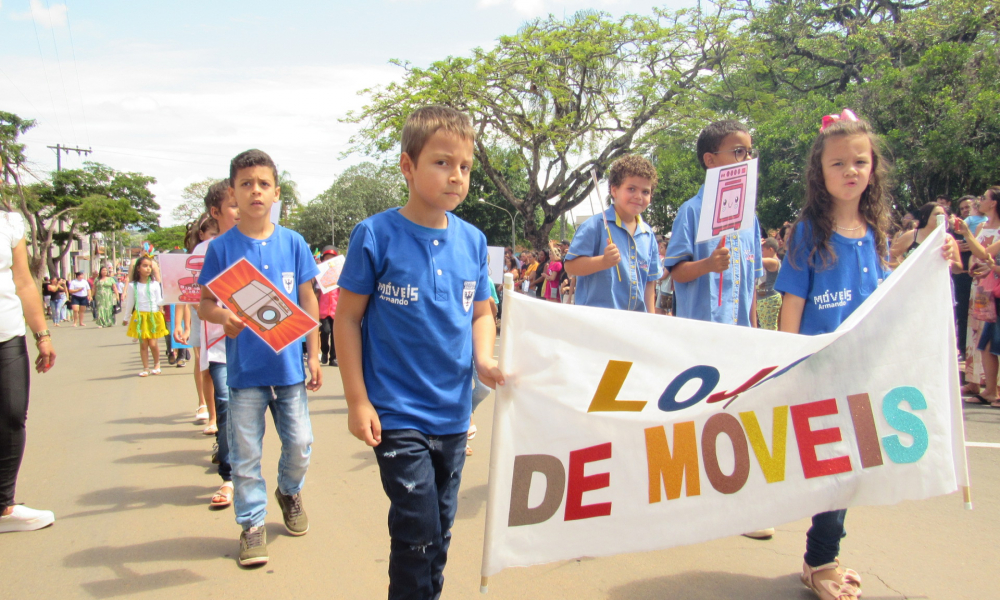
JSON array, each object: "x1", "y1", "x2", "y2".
[
  {"x1": 774, "y1": 222, "x2": 890, "y2": 335},
  {"x1": 198, "y1": 224, "x2": 319, "y2": 389},
  {"x1": 338, "y1": 208, "x2": 491, "y2": 436},
  {"x1": 566, "y1": 206, "x2": 662, "y2": 312},
  {"x1": 664, "y1": 186, "x2": 763, "y2": 325}
]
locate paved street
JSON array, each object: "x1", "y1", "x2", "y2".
[{"x1": 1, "y1": 323, "x2": 998, "y2": 599}]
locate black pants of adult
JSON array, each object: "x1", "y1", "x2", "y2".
[
  {"x1": 0, "y1": 336, "x2": 30, "y2": 512},
  {"x1": 954, "y1": 272, "x2": 972, "y2": 354},
  {"x1": 319, "y1": 317, "x2": 335, "y2": 362}
]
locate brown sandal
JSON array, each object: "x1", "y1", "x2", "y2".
[{"x1": 801, "y1": 559, "x2": 861, "y2": 600}]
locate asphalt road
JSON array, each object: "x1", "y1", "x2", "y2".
[{"x1": 1, "y1": 322, "x2": 997, "y2": 599}]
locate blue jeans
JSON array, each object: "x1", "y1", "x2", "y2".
[
  {"x1": 374, "y1": 430, "x2": 467, "y2": 600},
  {"x1": 805, "y1": 509, "x2": 847, "y2": 567},
  {"x1": 227, "y1": 382, "x2": 312, "y2": 530},
  {"x1": 50, "y1": 298, "x2": 65, "y2": 323},
  {"x1": 208, "y1": 362, "x2": 231, "y2": 482}
]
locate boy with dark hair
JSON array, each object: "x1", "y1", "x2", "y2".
[
  {"x1": 198, "y1": 149, "x2": 321, "y2": 567},
  {"x1": 336, "y1": 105, "x2": 504, "y2": 600},
  {"x1": 664, "y1": 119, "x2": 763, "y2": 327},
  {"x1": 664, "y1": 119, "x2": 770, "y2": 539},
  {"x1": 564, "y1": 154, "x2": 662, "y2": 312}
]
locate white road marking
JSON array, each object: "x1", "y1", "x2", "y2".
[{"x1": 966, "y1": 442, "x2": 1000, "y2": 449}]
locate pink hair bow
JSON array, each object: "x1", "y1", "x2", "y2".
[{"x1": 820, "y1": 109, "x2": 859, "y2": 131}]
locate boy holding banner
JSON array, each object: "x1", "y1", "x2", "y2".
[
  {"x1": 664, "y1": 120, "x2": 771, "y2": 540},
  {"x1": 664, "y1": 120, "x2": 763, "y2": 327},
  {"x1": 335, "y1": 105, "x2": 504, "y2": 600},
  {"x1": 564, "y1": 154, "x2": 662, "y2": 312}
]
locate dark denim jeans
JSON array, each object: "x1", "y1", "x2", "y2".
[
  {"x1": 208, "y1": 362, "x2": 231, "y2": 482},
  {"x1": 804, "y1": 509, "x2": 847, "y2": 567},
  {"x1": 374, "y1": 429, "x2": 467, "y2": 600},
  {"x1": 0, "y1": 336, "x2": 29, "y2": 510}
]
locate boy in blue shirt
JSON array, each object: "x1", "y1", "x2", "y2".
[
  {"x1": 564, "y1": 154, "x2": 662, "y2": 312},
  {"x1": 664, "y1": 120, "x2": 770, "y2": 539},
  {"x1": 664, "y1": 120, "x2": 763, "y2": 327},
  {"x1": 198, "y1": 149, "x2": 321, "y2": 567},
  {"x1": 336, "y1": 106, "x2": 504, "y2": 600}
]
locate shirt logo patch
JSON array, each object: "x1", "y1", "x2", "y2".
[
  {"x1": 377, "y1": 281, "x2": 419, "y2": 305},
  {"x1": 282, "y1": 272, "x2": 295, "y2": 294},
  {"x1": 463, "y1": 281, "x2": 476, "y2": 313},
  {"x1": 813, "y1": 287, "x2": 852, "y2": 310}
]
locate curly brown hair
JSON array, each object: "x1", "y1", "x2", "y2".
[
  {"x1": 791, "y1": 117, "x2": 892, "y2": 270},
  {"x1": 607, "y1": 154, "x2": 658, "y2": 191}
]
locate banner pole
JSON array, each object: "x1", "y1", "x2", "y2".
[
  {"x1": 480, "y1": 273, "x2": 516, "y2": 593},
  {"x1": 938, "y1": 218, "x2": 973, "y2": 509}
]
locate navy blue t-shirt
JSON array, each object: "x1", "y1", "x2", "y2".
[
  {"x1": 198, "y1": 224, "x2": 319, "y2": 389},
  {"x1": 774, "y1": 222, "x2": 890, "y2": 335},
  {"x1": 338, "y1": 208, "x2": 491, "y2": 435}
]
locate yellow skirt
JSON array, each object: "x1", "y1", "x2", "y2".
[{"x1": 127, "y1": 310, "x2": 168, "y2": 339}]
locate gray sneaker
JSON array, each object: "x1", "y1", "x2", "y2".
[
  {"x1": 239, "y1": 526, "x2": 268, "y2": 566},
  {"x1": 274, "y1": 489, "x2": 309, "y2": 536}
]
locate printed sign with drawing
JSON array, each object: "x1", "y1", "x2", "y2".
[
  {"x1": 205, "y1": 258, "x2": 318, "y2": 354},
  {"x1": 695, "y1": 158, "x2": 759, "y2": 244},
  {"x1": 159, "y1": 253, "x2": 205, "y2": 305},
  {"x1": 315, "y1": 255, "x2": 346, "y2": 294}
]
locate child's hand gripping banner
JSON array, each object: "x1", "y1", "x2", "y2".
[
  {"x1": 205, "y1": 258, "x2": 318, "y2": 354},
  {"x1": 481, "y1": 226, "x2": 968, "y2": 580}
]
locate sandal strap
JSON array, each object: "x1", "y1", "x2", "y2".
[{"x1": 802, "y1": 561, "x2": 862, "y2": 600}]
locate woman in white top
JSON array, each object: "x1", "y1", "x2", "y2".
[
  {"x1": 67, "y1": 271, "x2": 92, "y2": 327},
  {"x1": 0, "y1": 211, "x2": 56, "y2": 533}
]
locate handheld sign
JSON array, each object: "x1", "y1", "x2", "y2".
[
  {"x1": 694, "y1": 158, "x2": 759, "y2": 304},
  {"x1": 315, "y1": 255, "x2": 346, "y2": 294},
  {"x1": 159, "y1": 253, "x2": 205, "y2": 304},
  {"x1": 205, "y1": 258, "x2": 318, "y2": 354}
]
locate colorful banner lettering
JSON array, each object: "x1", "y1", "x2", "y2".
[{"x1": 481, "y1": 226, "x2": 968, "y2": 578}]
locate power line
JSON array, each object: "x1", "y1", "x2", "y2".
[
  {"x1": 43, "y1": 0, "x2": 79, "y2": 144},
  {"x1": 29, "y1": 2, "x2": 65, "y2": 139},
  {"x1": 62, "y1": 0, "x2": 92, "y2": 147},
  {"x1": 47, "y1": 144, "x2": 92, "y2": 172},
  {"x1": 0, "y1": 66, "x2": 45, "y2": 118}
]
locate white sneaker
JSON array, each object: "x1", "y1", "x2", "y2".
[{"x1": 0, "y1": 505, "x2": 55, "y2": 533}]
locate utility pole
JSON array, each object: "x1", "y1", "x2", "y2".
[
  {"x1": 47, "y1": 144, "x2": 93, "y2": 275},
  {"x1": 47, "y1": 144, "x2": 92, "y2": 172}
]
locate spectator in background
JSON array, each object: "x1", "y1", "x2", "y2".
[
  {"x1": 531, "y1": 249, "x2": 550, "y2": 298},
  {"x1": 316, "y1": 246, "x2": 340, "y2": 367},
  {"x1": 936, "y1": 195, "x2": 952, "y2": 213},
  {"x1": 953, "y1": 195, "x2": 981, "y2": 358},
  {"x1": 964, "y1": 195, "x2": 986, "y2": 233},
  {"x1": 756, "y1": 237, "x2": 782, "y2": 330}
]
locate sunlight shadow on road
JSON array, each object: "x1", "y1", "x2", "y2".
[
  {"x1": 349, "y1": 450, "x2": 376, "y2": 472},
  {"x1": 63, "y1": 485, "x2": 217, "y2": 519},
  {"x1": 456, "y1": 483, "x2": 487, "y2": 520},
  {"x1": 107, "y1": 413, "x2": 192, "y2": 426},
  {"x1": 606, "y1": 571, "x2": 916, "y2": 600},
  {"x1": 310, "y1": 407, "x2": 348, "y2": 416},
  {"x1": 63, "y1": 537, "x2": 232, "y2": 598},
  {"x1": 114, "y1": 449, "x2": 212, "y2": 469},
  {"x1": 105, "y1": 430, "x2": 202, "y2": 443}
]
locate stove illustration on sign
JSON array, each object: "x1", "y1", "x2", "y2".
[
  {"x1": 228, "y1": 280, "x2": 293, "y2": 332},
  {"x1": 711, "y1": 164, "x2": 748, "y2": 236}
]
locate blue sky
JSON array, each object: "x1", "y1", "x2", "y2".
[{"x1": 1, "y1": 0, "x2": 693, "y2": 224}]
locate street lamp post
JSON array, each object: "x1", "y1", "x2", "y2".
[{"x1": 478, "y1": 197, "x2": 517, "y2": 250}]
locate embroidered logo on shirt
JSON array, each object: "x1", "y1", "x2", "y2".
[
  {"x1": 377, "y1": 281, "x2": 419, "y2": 306},
  {"x1": 463, "y1": 281, "x2": 476, "y2": 313},
  {"x1": 282, "y1": 272, "x2": 295, "y2": 294},
  {"x1": 813, "y1": 288, "x2": 852, "y2": 310}
]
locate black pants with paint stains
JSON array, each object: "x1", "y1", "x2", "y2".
[
  {"x1": 0, "y1": 336, "x2": 30, "y2": 511},
  {"x1": 374, "y1": 429, "x2": 467, "y2": 600}
]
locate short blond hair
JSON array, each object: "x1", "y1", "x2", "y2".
[
  {"x1": 401, "y1": 106, "x2": 475, "y2": 165},
  {"x1": 607, "y1": 154, "x2": 658, "y2": 189}
]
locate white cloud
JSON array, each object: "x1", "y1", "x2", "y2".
[
  {"x1": 476, "y1": 0, "x2": 621, "y2": 17},
  {"x1": 10, "y1": 0, "x2": 68, "y2": 28},
  {"x1": 6, "y1": 42, "x2": 402, "y2": 225}
]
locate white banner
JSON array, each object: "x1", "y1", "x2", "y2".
[
  {"x1": 487, "y1": 246, "x2": 505, "y2": 285},
  {"x1": 481, "y1": 225, "x2": 968, "y2": 579}
]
